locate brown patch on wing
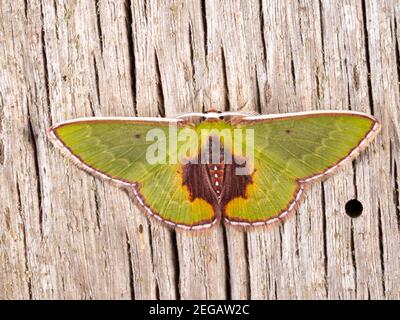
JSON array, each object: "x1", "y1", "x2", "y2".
[
  {"x1": 182, "y1": 161, "x2": 219, "y2": 206},
  {"x1": 220, "y1": 157, "x2": 253, "y2": 211}
]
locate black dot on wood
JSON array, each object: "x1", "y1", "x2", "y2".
[
  {"x1": 345, "y1": 199, "x2": 363, "y2": 218},
  {"x1": 138, "y1": 224, "x2": 143, "y2": 233}
]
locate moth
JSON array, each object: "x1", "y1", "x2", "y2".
[{"x1": 48, "y1": 110, "x2": 380, "y2": 230}]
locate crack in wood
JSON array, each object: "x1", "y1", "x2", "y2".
[
  {"x1": 92, "y1": 55, "x2": 101, "y2": 106},
  {"x1": 294, "y1": 210, "x2": 299, "y2": 258},
  {"x1": 361, "y1": 0, "x2": 375, "y2": 115},
  {"x1": 171, "y1": 230, "x2": 181, "y2": 299},
  {"x1": 188, "y1": 22, "x2": 196, "y2": 84},
  {"x1": 344, "y1": 48, "x2": 352, "y2": 110},
  {"x1": 321, "y1": 182, "x2": 328, "y2": 297},
  {"x1": 93, "y1": 182, "x2": 101, "y2": 231},
  {"x1": 220, "y1": 47, "x2": 230, "y2": 111},
  {"x1": 23, "y1": 0, "x2": 28, "y2": 20},
  {"x1": 0, "y1": 99, "x2": 3, "y2": 165},
  {"x1": 352, "y1": 162, "x2": 358, "y2": 198},
  {"x1": 298, "y1": 4, "x2": 305, "y2": 46},
  {"x1": 258, "y1": 0, "x2": 267, "y2": 61},
  {"x1": 278, "y1": 225, "x2": 283, "y2": 260},
  {"x1": 350, "y1": 220, "x2": 358, "y2": 295},
  {"x1": 16, "y1": 180, "x2": 33, "y2": 299},
  {"x1": 40, "y1": 1, "x2": 51, "y2": 117},
  {"x1": 315, "y1": 72, "x2": 322, "y2": 101},
  {"x1": 390, "y1": 141, "x2": 400, "y2": 231},
  {"x1": 243, "y1": 231, "x2": 251, "y2": 299},
  {"x1": 390, "y1": 140, "x2": 393, "y2": 174},
  {"x1": 125, "y1": 231, "x2": 135, "y2": 299},
  {"x1": 27, "y1": 107, "x2": 44, "y2": 239},
  {"x1": 290, "y1": 49, "x2": 296, "y2": 95},
  {"x1": 125, "y1": 0, "x2": 137, "y2": 116},
  {"x1": 336, "y1": 33, "x2": 344, "y2": 73},
  {"x1": 154, "y1": 52, "x2": 166, "y2": 117},
  {"x1": 377, "y1": 203, "x2": 386, "y2": 296},
  {"x1": 394, "y1": 16, "x2": 400, "y2": 95},
  {"x1": 88, "y1": 95, "x2": 96, "y2": 117},
  {"x1": 146, "y1": 224, "x2": 160, "y2": 299},
  {"x1": 315, "y1": 0, "x2": 325, "y2": 104},
  {"x1": 221, "y1": 225, "x2": 231, "y2": 300},
  {"x1": 0, "y1": 139, "x2": 3, "y2": 166},
  {"x1": 53, "y1": 0, "x2": 60, "y2": 41},
  {"x1": 143, "y1": 0, "x2": 149, "y2": 24},
  {"x1": 347, "y1": 79, "x2": 352, "y2": 110},
  {"x1": 318, "y1": 0, "x2": 326, "y2": 67},
  {"x1": 394, "y1": 160, "x2": 400, "y2": 232},
  {"x1": 200, "y1": 0, "x2": 208, "y2": 59},
  {"x1": 255, "y1": 68, "x2": 262, "y2": 114},
  {"x1": 155, "y1": 281, "x2": 160, "y2": 300},
  {"x1": 95, "y1": 0, "x2": 103, "y2": 54}
]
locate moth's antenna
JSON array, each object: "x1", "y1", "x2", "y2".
[
  {"x1": 194, "y1": 89, "x2": 205, "y2": 112},
  {"x1": 239, "y1": 99, "x2": 260, "y2": 116},
  {"x1": 240, "y1": 100, "x2": 252, "y2": 111}
]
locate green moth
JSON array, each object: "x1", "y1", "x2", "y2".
[{"x1": 48, "y1": 110, "x2": 380, "y2": 230}]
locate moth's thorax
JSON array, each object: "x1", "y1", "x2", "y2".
[
  {"x1": 177, "y1": 111, "x2": 247, "y2": 125},
  {"x1": 195, "y1": 118, "x2": 231, "y2": 131}
]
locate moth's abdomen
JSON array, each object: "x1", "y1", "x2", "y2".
[
  {"x1": 207, "y1": 163, "x2": 225, "y2": 196},
  {"x1": 206, "y1": 137, "x2": 226, "y2": 197}
]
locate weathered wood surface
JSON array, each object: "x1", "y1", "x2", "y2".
[{"x1": 0, "y1": 0, "x2": 399, "y2": 299}]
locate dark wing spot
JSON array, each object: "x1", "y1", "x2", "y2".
[
  {"x1": 285, "y1": 129, "x2": 291, "y2": 134},
  {"x1": 134, "y1": 133, "x2": 141, "y2": 139}
]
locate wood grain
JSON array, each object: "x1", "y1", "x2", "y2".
[{"x1": 0, "y1": 0, "x2": 399, "y2": 299}]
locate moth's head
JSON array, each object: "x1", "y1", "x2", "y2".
[
  {"x1": 177, "y1": 108, "x2": 225, "y2": 124},
  {"x1": 176, "y1": 108, "x2": 248, "y2": 125},
  {"x1": 202, "y1": 108, "x2": 225, "y2": 121}
]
